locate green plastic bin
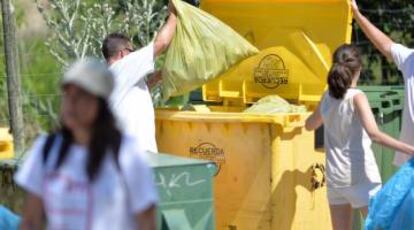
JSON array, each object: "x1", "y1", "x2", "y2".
[
  {"x1": 149, "y1": 153, "x2": 217, "y2": 230},
  {"x1": 359, "y1": 86, "x2": 403, "y2": 181},
  {"x1": 352, "y1": 86, "x2": 404, "y2": 230}
]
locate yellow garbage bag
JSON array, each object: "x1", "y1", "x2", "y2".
[
  {"x1": 244, "y1": 95, "x2": 307, "y2": 114},
  {"x1": 162, "y1": 0, "x2": 259, "y2": 100}
]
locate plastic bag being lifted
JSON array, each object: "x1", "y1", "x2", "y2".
[
  {"x1": 162, "y1": 0, "x2": 259, "y2": 100},
  {"x1": 244, "y1": 95, "x2": 307, "y2": 114}
]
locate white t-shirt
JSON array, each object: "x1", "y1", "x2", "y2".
[
  {"x1": 15, "y1": 135, "x2": 158, "y2": 230},
  {"x1": 391, "y1": 44, "x2": 414, "y2": 166},
  {"x1": 320, "y1": 89, "x2": 381, "y2": 188},
  {"x1": 109, "y1": 42, "x2": 158, "y2": 153}
]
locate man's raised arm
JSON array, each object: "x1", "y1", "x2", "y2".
[
  {"x1": 154, "y1": 1, "x2": 177, "y2": 57},
  {"x1": 352, "y1": 0, "x2": 394, "y2": 60}
]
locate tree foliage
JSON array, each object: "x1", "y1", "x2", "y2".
[
  {"x1": 353, "y1": 1, "x2": 414, "y2": 85},
  {"x1": 34, "y1": 0, "x2": 168, "y2": 67}
]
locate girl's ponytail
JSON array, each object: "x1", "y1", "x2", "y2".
[{"x1": 328, "y1": 44, "x2": 362, "y2": 99}]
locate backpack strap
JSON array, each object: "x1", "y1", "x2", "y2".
[{"x1": 42, "y1": 134, "x2": 56, "y2": 165}]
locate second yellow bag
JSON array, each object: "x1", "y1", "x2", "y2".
[{"x1": 162, "y1": 0, "x2": 259, "y2": 100}]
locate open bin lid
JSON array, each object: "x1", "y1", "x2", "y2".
[{"x1": 200, "y1": 0, "x2": 352, "y2": 106}]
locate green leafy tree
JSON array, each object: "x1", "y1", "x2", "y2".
[
  {"x1": 34, "y1": 0, "x2": 168, "y2": 66},
  {"x1": 353, "y1": 1, "x2": 414, "y2": 85}
]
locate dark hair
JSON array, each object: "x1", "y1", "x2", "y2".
[
  {"x1": 102, "y1": 33, "x2": 131, "y2": 61},
  {"x1": 55, "y1": 98, "x2": 122, "y2": 182},
  {"x1": 328, "y1": 44, "x2": 362, "y2": 99}
]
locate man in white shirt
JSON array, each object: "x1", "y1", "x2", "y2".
[
  {"x1": 352, "y1": 0, "x2": 414, "y2": 166},
  {"x1": 102, "y1": 3, "x2": 177, "y2": 154}
]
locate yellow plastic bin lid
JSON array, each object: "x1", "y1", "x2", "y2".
[{"x1": 200, "y1": 0, "x2": 352, "y2": 106}]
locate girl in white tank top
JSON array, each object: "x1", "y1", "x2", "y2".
[{"x1": 305, "y1": 44, "x2": 414, "y2": 230}]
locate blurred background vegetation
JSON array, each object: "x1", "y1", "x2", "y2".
[
  {"x1": 354, "y1": 0, "x2": 414, "y2": 85},
  {"x1": 0, "y1": 0, "x2": 412, "y2": 144}
]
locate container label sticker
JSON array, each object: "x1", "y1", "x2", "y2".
[
  {"x1": 189, "y1": 142, "x2": 225, "y2": 175},
  {"x1": 254, "y1": 54, "x2": 289, "y2": 89}
]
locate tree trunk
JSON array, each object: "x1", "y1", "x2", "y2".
[{"x1": 1, "y1": 0, "x2": 25, "y2": 155}]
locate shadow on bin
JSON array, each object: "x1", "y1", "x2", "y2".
[{"x1": 257, "y1": 166, "x2": 323, "y2": 230}]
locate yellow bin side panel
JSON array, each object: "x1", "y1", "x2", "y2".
[
  {"x1": 270, "y1": 125, "x2": 330, "y2": 229},
  {"x1": 157, "y1": 120, "x2": 272, "y2": 229},
  {"x1": 156, "y1": 113, "x2": 332, "y2": 230}
]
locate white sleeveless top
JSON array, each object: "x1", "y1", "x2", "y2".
[{"x1": 320, "y1": 88, "x2": 381, "y2": 188}]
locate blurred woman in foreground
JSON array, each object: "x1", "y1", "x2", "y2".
[{"x1": 15, "y1": 58, "x2": 158, "y2": 230}]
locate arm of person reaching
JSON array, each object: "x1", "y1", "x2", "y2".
[
  {"x1": 110, "y1": 1, "x2": 176, "y2": 96},
  {"x1": 154, "y1": 0, "x2": 177, "y2": 57},
  {"x1": 136, "y1": 205, "x2": 156, "y2": 230},
  {"x1": 351, "y1": 0, "x2": 394, "y2": 60},
  {"x1": 354, "y1": 93, "x2": 414, "y2": 155},
  {"x1": 305, "y1": 101, "x2": 323, "y2": 131},
  {"x1": 20, "y1": 194, "x2": 44, "y2": 230},
  {"x1": 146, "y1": 71, "x2": 162, "y2": 91}
]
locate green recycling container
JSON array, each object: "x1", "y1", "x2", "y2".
[
  {"x1": 359, "y1": 86, "x2": 403, "y2": 181},
  {"x1": 352, "y1": 86, "x2": 404, "y2": 230},
  {"x1": 148, "y1": 153, "x2": 217, "y2": 230}
]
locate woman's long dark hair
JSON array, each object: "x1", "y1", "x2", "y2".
[
  {"x1": 54, "y1": 98, "x2": 122, "y2": 182},
  {"x1": 328, "y1": 44, "x2": 362, "y2": 99}
]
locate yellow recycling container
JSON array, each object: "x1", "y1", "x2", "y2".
[
  {"x1": 157, "y1": 111, "x2": 330, "y2": 229},
  {"x1": 156, "y1": 0, "x2": 352, "y2": 229},
  {"x1": 0, "y1": 128, "x2": 14, "y2": 160},
  {"x1": 201, "y1": 0, "x2": 352, "y2": 107}
]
